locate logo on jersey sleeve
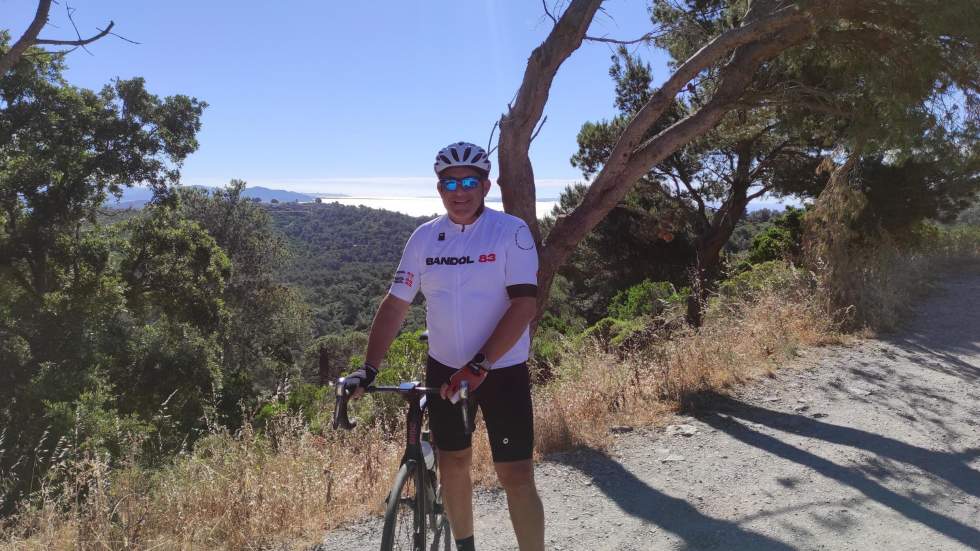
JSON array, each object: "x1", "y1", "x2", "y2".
[
  {"x1": 393, "y1": 270, "x2": 414, "y2": 287},
  {"x1": 515, "y1": 226, "x2": 535, "y2": 250},
  {"x1": 425, "y1": 253, "x2": 496, "y2": 266}
]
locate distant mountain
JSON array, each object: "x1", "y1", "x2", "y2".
[
  {"x1": 104, "y1": 186, "x2": 155, "y2": 208},
  {"x1": 103, "y1": 185, "x2": 342, "y2": 208},
  {"x1": 240, "y1": 186, "x2": 315, "y2": 203}
]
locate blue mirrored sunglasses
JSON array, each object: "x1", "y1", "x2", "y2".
[{"x1": 438, "y1": 176, "x2": 482, "y2": 192}]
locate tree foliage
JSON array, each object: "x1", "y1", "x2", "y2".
[
  {"x1": 571, "y1": 44, "x2": 825, "y2": 324},
  {"x1": 746, "y1": 207, "x2": 805, "y2": 265},
  {"x1": 175, "y1": 182, "x2": 313, "y2": 426},
  {"x1": 542, "y1": 181, "x2": 695, "y2": 322},
  {"x1": 0, "y1": 48, "x2": 317, "y2": 508},
  {"x1": 854, "y1": 157, "x2": 980, "y2": 236},
  {"x1": 495, "y1": 0, "x2": 980, "y2": 324}
]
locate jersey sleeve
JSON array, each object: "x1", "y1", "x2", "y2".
[
  {"x1": 505, "y1": 222, "x2": 539, "y2": 297},
  {"x1": 388, "y1": 226, "x2": 424, "y2": 303}
]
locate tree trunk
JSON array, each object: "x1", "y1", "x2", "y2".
[{"x1": 685, "y1": 175, "x2": 753, "y2": 326}]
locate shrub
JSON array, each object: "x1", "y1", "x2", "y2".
[
  {"x1": 254, "y1": 383, "x2": 333, "y2": 433},
  {"x1": 718, "y1": 261, "x2": 803, "y2": 303},
  {"x1": 579, "y1": 316, "x2": 647, "y2": 352},
  {"x1": 746, "y1": 207, "x2": 805, "y2": 265},
  {"x1": 303, "y1": 331, "x2": 368, "y2": 384},
  {"x1": 530, "y1": 326, "x2": 564, "y2": 375},
  {"x1": 607, "y1": 280, "x2": 684, "y2": 320}
]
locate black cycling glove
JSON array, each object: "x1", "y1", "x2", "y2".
[{"x1": 343, "y1": 363, "x2": 378, "y2": 392}]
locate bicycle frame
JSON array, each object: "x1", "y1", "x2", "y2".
[{"x1": 333, "y1": 379, "x2": 472, "y2": 550}]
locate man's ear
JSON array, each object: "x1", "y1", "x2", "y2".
[{"x1": 482, "y1": 178, "x2": 492, "y2": 197}]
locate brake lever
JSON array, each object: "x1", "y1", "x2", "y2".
[{"x1": 331, "y1": 377, "x2": 357, "y2": 431}]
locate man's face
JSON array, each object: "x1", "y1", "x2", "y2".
[{"x1": 437, "y1": 166, "x2": 491, "y2": 224}]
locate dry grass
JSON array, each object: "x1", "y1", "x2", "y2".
[
  {"x1": 1, "y1": 419, "x2": 403, "y2": 550},
  {"x1": 531, "y1": 277, "x2": 842, "y2": 458},
  {"x1": 6, "y1": 229, "x2": 979, "y2": 549}
]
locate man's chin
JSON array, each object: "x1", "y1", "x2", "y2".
[{"x1": 447, "y1": 206, "x2": 477, "y2": 222}]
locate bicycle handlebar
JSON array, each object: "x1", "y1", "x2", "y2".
[{"x1": 331, "y1": 378, "x2": 472, "y2": 434}]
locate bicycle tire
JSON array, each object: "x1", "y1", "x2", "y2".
[
  {"x1": 380, "y1": 461, "x2": 426, "y2": 551},
  {"x1": 429, "y1": 482, "x2": 452, "y2": 551}
]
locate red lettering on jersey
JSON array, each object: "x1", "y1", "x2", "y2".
[{"x1": 479, "y1": 253, "x2": 497, "y2": 263}]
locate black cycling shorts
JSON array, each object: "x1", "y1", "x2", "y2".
[{"x1": 425, "y1": 356, "x2": 534, "y2": 463}]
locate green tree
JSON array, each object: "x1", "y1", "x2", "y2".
[
  {"x1": 176, "y1": 181, "x2": 314, "y2": 425},
  {"x1": 492, "y1": 0, "x2": 980, "y2": 324},
  {"x1": 747, "y1": 207, "x2": 805, "y2": 265},
  {"x1": 572, "y1": 46, "x2": 824, "y2": 325},
  {"x1": 855, "y1": 157, "x2": 980, "y2": 237},
  {"x1": 0, "y1": 44, "x2": 207, "y2": 506},
  {"x1": 542, "y1": 181, "x2": 695, "y2": 322}
]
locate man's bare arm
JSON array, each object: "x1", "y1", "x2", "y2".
[
  {"x1": 478, "y1": 296, "x2": 537, "y2": 364},
  {"x1": 365, "y1": 293, "x2": 412, "y2": 368}
]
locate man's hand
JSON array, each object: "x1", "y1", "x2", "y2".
[
  {"x1": 441, "y1": 365, "x2": 488, "y2": 402},
  {"x1": 343, "y1": 363, "x2": 378, "y2": 400}
]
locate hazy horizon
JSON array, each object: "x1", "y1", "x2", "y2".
[{"x1": 115, "y1": 180, "x2": 800, "y2": 216}]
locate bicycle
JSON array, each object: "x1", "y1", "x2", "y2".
[{"x1": 332, "y1": 375, "x2": 472, "y2": 551}]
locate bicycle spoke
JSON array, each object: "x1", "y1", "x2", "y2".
[{"x1": 381, "y1": 464, "x2": 427, "y2": 551}]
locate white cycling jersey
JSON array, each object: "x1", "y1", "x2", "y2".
[{"x1": 388, "y1": 207, "x2": 538, "y2": 369}]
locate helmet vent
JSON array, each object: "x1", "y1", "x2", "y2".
[{"x1": 433, "y1": 141, "x2": 492, "y2": 175}]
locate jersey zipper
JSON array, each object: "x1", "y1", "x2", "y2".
[{"x1": 455, "y1": 219, "x2": 478, "y2": 363}]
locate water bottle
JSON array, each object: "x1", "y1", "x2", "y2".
[{"x1": 420, "y1": 440, "x2": 436, "y2": 471}]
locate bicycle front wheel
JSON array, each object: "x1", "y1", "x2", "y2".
[
  {"x1": 430, "y1": 481, "x2": 452, "y2": 551},
  {"x1": 380, "y1": 461, "x2": 426, "y2": 551}
]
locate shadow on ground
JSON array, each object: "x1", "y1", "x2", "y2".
[
  {"x1": 552, "y1": 448, "x2": 800, "y2": 551},
  {"x1": 684, "y1": 391, "x2": 980, "y2": 550}
]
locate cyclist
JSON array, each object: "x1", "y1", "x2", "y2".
[{"x1": 345, "y1": 141, "x2": 544, "y2": 551}]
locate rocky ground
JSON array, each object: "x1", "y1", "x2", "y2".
[{"x1": 320, "y1": 272, "x2": 980, "y2": 550}]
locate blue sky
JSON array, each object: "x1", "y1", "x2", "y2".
[{"x1": 4, "y1": 0, "x2": 671, "y2": 199}]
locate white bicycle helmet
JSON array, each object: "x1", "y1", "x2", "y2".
[{"x1": 434, "y1": 142, "x2": 492, "y2": 175}]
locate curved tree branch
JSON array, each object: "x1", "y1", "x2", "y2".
[
  {"x1": 542, "y1": 0, "x2": 558, "y2": 26},
  {"x1": 594, "y1": 3, "x2": 813, "y2": 190},
  {"x1": 36, "y1": 21, "x2": 114, "y2": 47},
  {"x1": 1, "y1": 0, "x2": 120, "y2": 75},
  {"x1": 497, "y1": 0, "x2": 603, "y2": 233},
  {"x1": 0, "y1": 0, "x2": 53, "y2": 76},
  {"x1": 543, "y1": 17, "x2": 815, "y2": 274},
  {"x1": 584, "y1": 32, "x2": 658, "y2": 45}
]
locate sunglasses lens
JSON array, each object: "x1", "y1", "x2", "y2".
[{"x1": 440, "y1": 177, "x2": 481, "y2": 191}]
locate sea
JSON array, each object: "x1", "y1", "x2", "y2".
[{"x1": 319, "y1": 196, "x2": 559, "y2": 219}]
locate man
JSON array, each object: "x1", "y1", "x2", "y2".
[{"x1": 345, "y1": 141, "x2": 544, "y2": 551}]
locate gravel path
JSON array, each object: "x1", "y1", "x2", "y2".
[{"x1": 320, "y1": 271, "x2": 980, "y2": 550}]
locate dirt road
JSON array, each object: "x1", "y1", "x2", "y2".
[{"x1": 320, "y1": 272, "x2": 980, "y2": 550}]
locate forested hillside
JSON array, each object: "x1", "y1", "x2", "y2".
[{"x1": 267, "y1": 203, "x2": 430, "y2": 335}]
